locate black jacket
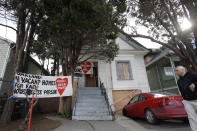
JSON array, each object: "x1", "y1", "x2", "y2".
[{"x1": 177, "y1": 72, "x2": 197, "y2": 100}]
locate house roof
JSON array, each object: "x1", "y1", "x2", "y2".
[
  {"x1": 118, "y1": 32, "x2": 149, "y2": 52},
  {"x1": 146, "y1": 48, "x2": 173, "y2": 67},
  {"x1": 0, "y1": 36, "x2": 15, "y2": 44}
]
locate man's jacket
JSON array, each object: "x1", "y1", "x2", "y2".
[{"x1": 177, "y1": 72, "x2": 197, "y2": 100}]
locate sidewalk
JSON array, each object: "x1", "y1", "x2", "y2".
[
  {"x1": 50, "y1": 115, "x2": 190, "y2": 131},
  {"x1": 52, "y1": 115, "x2": 148, "y2": 131}
]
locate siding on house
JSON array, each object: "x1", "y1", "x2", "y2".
[
  {"x1": 0, "y1": 38, "x2": 13, "y2": 96},
  {"x1": 0, "y1": 38, "x2": 10, "y2": 79},
  {"x1": 0, "y1": 50, "x2": 15, "y2": 96},
  {"x1": 111, "y1": 54, "x2": 150, "y2": 92},
  {"x1": 26, "y1": 60, "x2": 44, "y2": 75},
  {"x1": 116, "y1": 37, "x2": 134, "y2": 50}
]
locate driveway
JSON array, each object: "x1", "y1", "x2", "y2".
[{"x1": 53, "y1": 115, "x2": 190, "y2": 131}]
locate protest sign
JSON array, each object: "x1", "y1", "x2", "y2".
[
  {"x1": 13, "y1": 72, "x2": 72, "y2": 98},
  {"x1": 74, "y1": 61, "x2": 93, "y2": 74}
]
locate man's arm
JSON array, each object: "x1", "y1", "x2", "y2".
[
  {"x1": 177, "y1": 80, "x2": 184, "y2": 96},
  {"x1": 190, "y1": 71, "x2": 197, "y2": 81}
]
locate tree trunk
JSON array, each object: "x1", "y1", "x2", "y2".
[
  {"x1": 0, "y1": 11, "x2": 32, "y2": 122},
  {"x1": 58, "y1": 52, "x2": 72, "y2": 114}
]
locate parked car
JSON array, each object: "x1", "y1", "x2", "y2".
[{"x1": 123, "y1": 92, "x2": 188, "y2": 124}]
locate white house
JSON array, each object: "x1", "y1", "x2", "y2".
[{"x1": 73, "y1": 33, "x2": 150, "y2": 120}]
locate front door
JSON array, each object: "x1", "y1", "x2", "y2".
[{"x1": 85, "y1": 62, "x2": 98, "y2": 87}]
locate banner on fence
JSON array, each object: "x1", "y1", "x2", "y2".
[{"x1": 13, "y1": 72, "x2": 72, "y2": 98}]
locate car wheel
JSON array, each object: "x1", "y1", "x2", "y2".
[
  {"x1": 122, "y1": 108, "x2": 128, "y2": 116},
  {"x1": 145, "y1": 109, "x2": 158, "y2": 124}
]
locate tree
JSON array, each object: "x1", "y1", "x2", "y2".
[
  {"x1": 0, "y1": 0, "x2": 45, "y2": 122},
  {"x1": 34, "y1": 0, "x2": 127, "y2": 113},
  {"x1": 120, "y1": 0, "x2": 197, "y2": 71}
]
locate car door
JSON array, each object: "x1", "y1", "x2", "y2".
[
  {"x1": 125, "y1": 95, "x2": 140, "y2": 117},
  {"x1": 134, "y1": 94, "x2": 147, "y2": 118}
]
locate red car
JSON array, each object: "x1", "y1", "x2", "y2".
[{"x1": 123, "y1": 92, "x2": 188, "y2": 124}]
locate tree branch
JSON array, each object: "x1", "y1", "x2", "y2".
[
  {"x1": 0, "y1": 23, "x2": 17, "y2": 32},
  {"x1": 117, "y1": 28, "x2": 186, "y2": 59}
]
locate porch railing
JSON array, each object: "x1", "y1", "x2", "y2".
[{"x1": 99, "y1": 81, "x2": 115, "y2": 120}]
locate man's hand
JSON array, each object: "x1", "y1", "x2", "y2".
[{"x1": 189, "y1": 83, "x2": 196, "y2": 92}]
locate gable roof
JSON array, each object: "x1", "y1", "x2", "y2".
[{"x1": 118, "y1": 32, "x2": 148, "y2": 51}]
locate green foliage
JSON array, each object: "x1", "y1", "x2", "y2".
[
  {"x1": 104, "y1": 41, "x2": 119, "y2": 62},
  {"x1": 61, "y1": 110, "x2": 71, "y2": 119},
  {"x1": 33, "y1": 0, "x2": 127, "y2": 74}
]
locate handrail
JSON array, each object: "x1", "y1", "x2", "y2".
[
  {"x1": 72, "y1": 83, "x2": 78, "y2": 117},
  {"x1": 99, "y1": 81, "x2": 115, "y2": 120}
]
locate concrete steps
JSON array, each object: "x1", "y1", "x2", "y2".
[
  {"x1": 72, "y1": 87, "x2": 112, "y2": 120},
  {"x1": 72, "y1": 115, "x2": 113, "y2": 120}
]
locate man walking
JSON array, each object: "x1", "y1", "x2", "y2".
[{"x1": 175, "y1": 66, "x2": 197, "y2": 131}]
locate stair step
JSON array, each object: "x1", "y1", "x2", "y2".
[
  {"x1": 78, "y1": 92, "x2": 101, "y2": 95},
  {"x1": 78, "y1": 87, "x2": 100, "y2": 90},
  {"x1": 72, "y1": 115, "x2": 112, "y2": 120},
  {"x1": 75, "y1": 112, "x2": 109, "y2": 116},
  {"x1": 77, "y1": 94, "x2": 104, "y2": 99},
  {"x1": 75, "y1": 106, "x2": 109, "y2": 111},
  {"x1": 77, "y1": 98, "x2": 105, "y2": 102},
  {"x1": 76, "y1": 103, "x2": 107, "y2": 107},
  {"x1": 74, "y1": 110, "x2": 109, "y2": 114},
  {"x1": 73, "y1": 87, "x2": 112, "y2": 121}
]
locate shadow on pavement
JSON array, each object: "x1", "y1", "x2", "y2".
[{"x1": 127, "y1": 117, "x2": 190, "y2": 131}]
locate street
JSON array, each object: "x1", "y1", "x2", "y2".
[{"x1": 53, "y1": 115, "x2": 190, "y2": 131}]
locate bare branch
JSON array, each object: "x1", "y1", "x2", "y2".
[
  {"x1": 0, "y1": 23, "x2": 17, "y2": 32},
  {"x1": 117, "y1": 28, "x2": 186, "y2": 59}
]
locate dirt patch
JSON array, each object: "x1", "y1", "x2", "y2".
[{"x1": 0, "y1": 114, "x2": 62, "y2": 131}]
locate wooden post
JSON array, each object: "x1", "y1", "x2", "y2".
[{"x1": 58, "y1": 97, "x2": 64, "y2": 113}]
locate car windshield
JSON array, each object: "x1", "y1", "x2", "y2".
[{"x1": 149, "y1": 92, "x2": 175, "y2": 98}]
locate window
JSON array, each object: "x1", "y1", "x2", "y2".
[
  {"x1": 138, "y1": 95, "x2": 146, "y2": 102},
  {"x1": 116, "y1": 61, "x2": 133, "y2": 80},
  {"x1": 163, "y1": 67, "x2": 173, "y2": 76},
  {"x1": 149, "y1": 92, "x2": 175, "y2": 98},
  {"x1": 129, "y1": 95, "x2": 139, "y2": 104}
]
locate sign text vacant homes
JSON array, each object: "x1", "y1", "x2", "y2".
[{"x1": 13, "y1": 73, "x2": 72, "y2": 98}]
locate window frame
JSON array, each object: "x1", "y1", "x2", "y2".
[{"x1": 115, "y1": 60, "x2": 133, "y2": 80}]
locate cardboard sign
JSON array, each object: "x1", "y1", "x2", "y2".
[
  {"x1": 13, "y1": 72, "x2": 72, "y2": 98},
  {"x1": 74, "y1": 62, "x2": 93, "y2": 74}
]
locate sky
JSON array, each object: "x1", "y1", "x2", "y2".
[{"x1": 0, "y1": 18, "x2": 16, "y2": 42}]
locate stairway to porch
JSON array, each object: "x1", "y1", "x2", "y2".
[{"x1": 72, "y1": 87, "x2": 113, "y2": 120}]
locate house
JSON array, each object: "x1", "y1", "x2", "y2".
[
  {"x1": 72, "y1": 33, "x2": 150, "y2": 120},
  {"x1": 0, "y1": 36, "x2": 49, "y2": 97},
  {"x1": 145, "y1": 48, "x2": 181, "y2": 95},
  {"x1": 0, "y1": 36, "x2": 50, "y2": 118}
]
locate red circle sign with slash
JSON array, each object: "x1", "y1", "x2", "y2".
[
  {"x1": 81, "y1": 62, "x2": 92, "y2": 74},
  {"x1": 56, "y1": 78, "x2": 68, "y2": 96}
]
